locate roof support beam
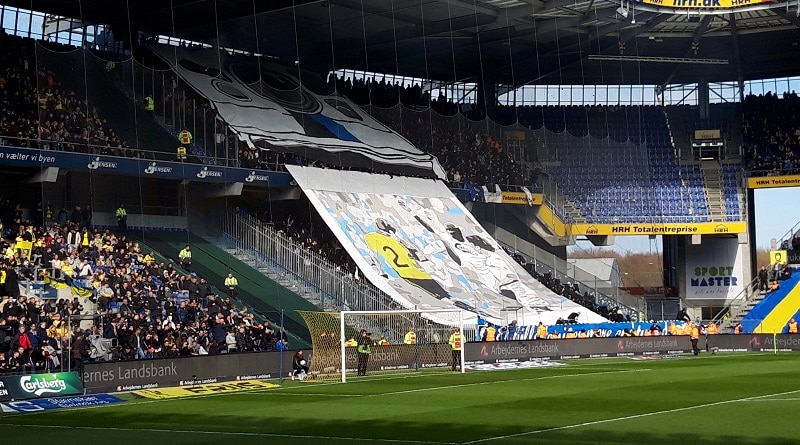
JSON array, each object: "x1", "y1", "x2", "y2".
[
  {"x1": 439, "y1": 0, "x2": 498, "y2": 17},
  {"x1": 729, "y1": 13, "x2": 744, "y2": 102},
  {"x1": 663, "y1": 15, "x2": 712, "y2": 85}
]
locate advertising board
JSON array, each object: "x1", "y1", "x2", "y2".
[
  {"x1": 0, "y1": 372, "x2": 83, "y2": 401},
  {"x1": 81, "y1": 350, "x2": 294, "y2": 394}
]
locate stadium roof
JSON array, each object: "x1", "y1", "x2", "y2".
[{"x1": 10, "y1": 0, "x2": 800, "y2": 87}]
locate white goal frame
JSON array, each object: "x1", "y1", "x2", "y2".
[{"x1": 339, "y1": 309, "x2": 465, "y2": 382}]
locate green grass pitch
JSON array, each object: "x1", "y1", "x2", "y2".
[{"x1": 3, "y1": 353, "x2": 800, "y2": 444}]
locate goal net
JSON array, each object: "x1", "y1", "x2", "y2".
[{"x1": 297, "y1": 309, "x2": 466, "y2": 382}]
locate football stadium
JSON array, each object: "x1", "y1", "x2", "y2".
[{"x1": 1, "y1": 0, "x2": 800, "y2": 443}]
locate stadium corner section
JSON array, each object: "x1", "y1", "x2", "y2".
[
  {"x1": 139, "y1": 230, "x2": 314, "y2": 348},
  {"x1": 285, "y1": 165, "x2": 609, "y2": 327},
  {"x1": 741, "y1": 268, "x2": 800, "y2": 334}
]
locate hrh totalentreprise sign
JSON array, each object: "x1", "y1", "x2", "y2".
[
  {"x1": 572, "y1": 221, "x2": 746, "y2": 236},
  {"x1": 747, "y1": 175, "x2": 800, "y2": 189}
]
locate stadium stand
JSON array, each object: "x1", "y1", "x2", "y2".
[
  {"x1": 0, "y1": 34, "x2": 136, "y2": 156},
  {"x1": 331, "y1": 77, "x2": 732, "y2": 225},
  {"x1": 1, "y1": 36, "x2": 627, "y2": 353},
  {"x1": 520, "y1": 106, "x2": 709, "y2": 223},
  {"x1": 0, "y1": 25, "x2": 766, "y2": 351},
  {"x1": 0, "y1": 199, "x2": 306, "y2": 375},
  {"x1": 742, "y1": 92, "x2": 800, "y2": 176},
  {"x1": 137, "y1": 230, "x2": 314, "y2": 347}
]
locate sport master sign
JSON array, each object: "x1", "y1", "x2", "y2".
[{"x1": 685, "y1": 237, "x2": 745, "y2": 300}]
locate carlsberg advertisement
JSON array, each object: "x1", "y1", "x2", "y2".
[{"x1": 2, "y1": 372, "x2": 83, "y2": 400}]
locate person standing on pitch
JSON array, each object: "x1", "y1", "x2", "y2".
[
  {"x1": 690, "y1": 321, "x2": 701, "y2": 356},
  {"x1": 356, "y1": 329, "x2": 372, "y2": 376},
  {"x1": 404, "y1": 326, "x2": 417, "y2": 345},
  {"x1": 449, "y1": 327, "x2": 462, "y2": 371}
]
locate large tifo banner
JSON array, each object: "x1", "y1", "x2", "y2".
[
  {"x1": 288, "y1": 166, "x2": 607, "y2": 325},
  {"x1": 149, "y1": 44, "x2": 445, "y2": 180},
  {"x1": 684, "y1": 237, "x2": 745, "y2": 300}
]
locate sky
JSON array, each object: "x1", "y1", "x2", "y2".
[{"x1": 753, "y1": 188, "x2": 800, "y2": 249}]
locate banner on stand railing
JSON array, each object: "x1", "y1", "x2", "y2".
[{"x1": 0, "y1": 145, "x2": 291, "y2": 187}]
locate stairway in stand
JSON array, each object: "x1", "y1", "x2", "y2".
[
  {"x1": 700, "y1": 160, "x2": 726, "y2": 222},
  {"x1": 213, "y1": 235, "x2": 339, "y2": 311}
]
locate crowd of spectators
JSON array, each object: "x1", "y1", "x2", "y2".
[
  {"x1": 332, "y1": 74, "x2": 526, "y2": 187},
  {"x1": 742, "y1": 91, "x2": 800, "y2": 176},
  {"x1": 2, "y1": 30, "x2": 529, "y2": 190},
  {"x1": 506, "y1": 249, "x2": 631, "y2": 322},
  {"x1": 0, "y1": 32, "x2": 134, "y2": 157},
  {"x1": 0, "y1": 200, "x2": 289, "y2": 375}
]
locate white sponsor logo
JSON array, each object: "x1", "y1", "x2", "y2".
[
  {"x1": 196, "y1": 167, "x2": 223, "y2": 179},
  {"x1": 465, "y1": 360, "x2": 567, "y2": 372},
  {"x1": 87, "y1": 157, "x2": 118, "y2": 170},
  {"x1": 144, "y1": 162, "x2": 172, "y2": 175},
  {"x1": 245, "y1": 171, "x2": 269, "y2": 183},
  {"x1": 19, "y1": 375, "x2": 68, "y2": 396}
]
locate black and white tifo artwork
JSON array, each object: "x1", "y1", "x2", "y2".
[{"x1": 310, "y1": 190, "x2": 603, "y2": 323}]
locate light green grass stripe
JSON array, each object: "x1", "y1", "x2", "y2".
[{"x1": 462, "y1": 388, "x2": 800, "y2": 444}]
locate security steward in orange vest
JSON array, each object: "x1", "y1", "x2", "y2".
[
  {"x1": 690, "y1": 322, "x2": 701, "y2": 356},
  {"x1": 536, "y1": 322, "x2": 548, "y2": 340},
  {"x1": 484, "y1": 325, "x2": 496, "y2": 342},
  {"x1": 788, "y1": 319, "x2": 799, "y2": 334},
  {"x1": 179, "y1": 129, "x2": 192, "y2": 145},
  {"x1": 449, "y1": 328, "x2": 462, "y2": 371}
]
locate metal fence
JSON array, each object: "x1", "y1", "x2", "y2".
[
  {"x1": 221, "y1": 211, "x2": 399, "y2": 313},
  {"x1": 499, "y1": 241, "x2": 641, "y2": 320}
]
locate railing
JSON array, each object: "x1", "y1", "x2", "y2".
[
  {"x1": 0, "y1": 134, "x2": 254, "y2": 168},
  {"x1": 499, "y1": 242, "x2": 640, "y2": 320},
  {"x1": 221, "y1": 212, "x2": 469, "y2": 339},
  {"x1": 776, "y1": 219, "x2": 800, "y2": 254},
  {"x1": 221, "y1": 211, "x2": 399, "y2": 313},
  {"x1": 711, "y1": 275, "x2": 762, "y2": 325}
]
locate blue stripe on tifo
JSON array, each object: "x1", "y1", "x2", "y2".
[{"x1": 310, "y1": 114, "x2": 361, "y2": 143}]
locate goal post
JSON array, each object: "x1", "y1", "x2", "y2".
[{"x1": 298, "y1": 309, "x2": 466, "y2": 382}]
